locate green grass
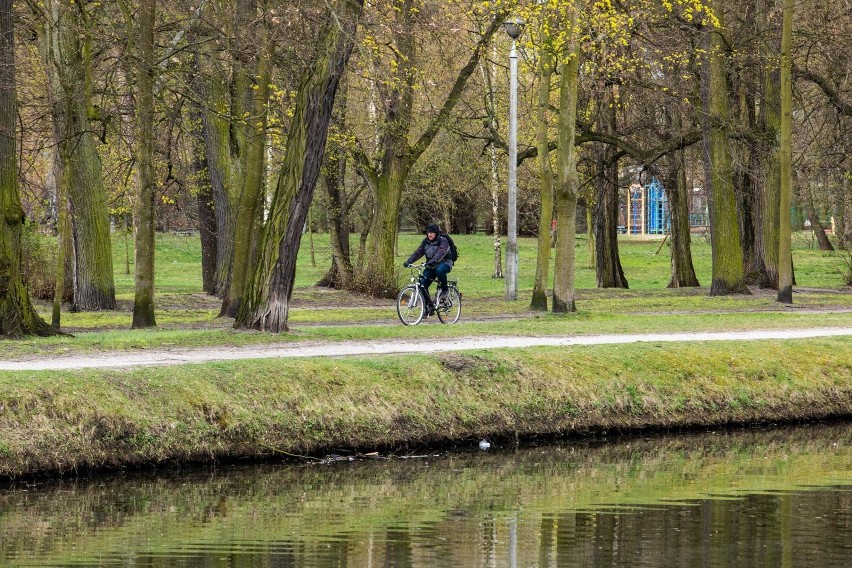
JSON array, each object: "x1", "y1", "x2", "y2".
[
  {"x1": 6, "y1": 230, "x2": 847, "y2": 355},
  {"x1": 1, "y1": 337, "x2": 850, "y2": 477}
]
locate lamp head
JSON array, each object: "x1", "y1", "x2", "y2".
[{"x1": 503, "y1": 17, "x2": 525, "y2": 40}]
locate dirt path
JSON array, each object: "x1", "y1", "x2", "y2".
[{"x1": 3, "y1": 327, "x2": 851, "y2": 371}]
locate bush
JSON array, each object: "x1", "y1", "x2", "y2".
[{"x1": 20, "y1": 224, "x2": 57, "y2": 301}]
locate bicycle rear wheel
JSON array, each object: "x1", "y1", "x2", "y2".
[
  {"x1": 436, "y1": 286, "x2": 461, "y2": 324},
  {"x1": 397, "y1": 285, "x2": 425, "y2": 325}
]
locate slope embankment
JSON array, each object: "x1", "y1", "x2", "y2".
[{"x1": 1, "y1": 334, "x2": 850, "y2": 478}]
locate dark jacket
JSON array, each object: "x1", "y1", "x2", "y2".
[{"x1": 406, "y1": 234, "x2": 453, "y2": 268}]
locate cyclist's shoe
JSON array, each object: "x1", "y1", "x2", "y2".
[{"x1": 438, "y1": 289, "x2": 449, "y2": 305}]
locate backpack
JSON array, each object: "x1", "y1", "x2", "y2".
[{"x1": 443, "y1": 233, "x2": 459, "y2": 262}]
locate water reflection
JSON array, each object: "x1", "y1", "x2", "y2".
[{"x1": 1, "y1": 423, "x2": 850, "y2": 567}]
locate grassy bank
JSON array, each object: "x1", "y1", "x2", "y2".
[{"x1": 1, "y1": 337, "x2": 849, "y2": 478}]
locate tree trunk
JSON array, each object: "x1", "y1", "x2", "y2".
[
  {"x1": 195, "y1": 142, "x2": 217, "y2": 294},
  {"x1": 235, "y1": 0, "x2": 363, "y2": 332},
  {"x1": 663, "y1": 150, "x2": 700, "y2": 287},
  {"x1": 0, "y1": 0, "x2": 57, "y2": 337},
  {"x1": 42, "y1": 0, "x2": 116, "y2": 311},
  {"x1": 777, "y1": 0, "x2": 794, "y2": 303},
  {"x1": 802, "y1": 186, "x2": 834, "y2": 251},
  {"x1": 701, "y1": 5, "x2": 749, "y2": 296},
  {"x1": 552, "y1": 7, "x2": 580, "y2": 314},
  {"x1": 317, "y1": 162, "x2": 355, "y2": 289},
  {"x1": 201, "y1": 77, "x2": 239, "y2": 298},
  {"x1": 482, "y1": 47, "x2": 502, "y2": 279},
  {"x1": 317, "y1": 83, "x2": 355, "y2": 289},
  {"x1": 757, "y1": 7, "x2": 781, "y2": 289},
  {"x1": 223, "y1": 3, "x2": 270, "y2": 318},
  {"x1": 51, "y1": 141, "x2": 70, "y2": 327},
  {"x1": 132, "y1": 0, "x2": 157, "y2": 328},
  {"x1": 531, "y1": 50, "x2": 554, "y2": 311},
  {"x1": 593, "y1": 84, "x2": 627, "y2": 289},
  {"x1": 188, "y1": 36, "x2": 217, "y2": 294}
]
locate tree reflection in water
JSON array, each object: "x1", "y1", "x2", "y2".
[{"x1": 1, "y1": 423, "x2": 850, "y2": 567}]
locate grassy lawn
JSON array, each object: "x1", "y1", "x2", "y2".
[{"x1": 9, "y1": 229, "x2": 850, "y2": 356}]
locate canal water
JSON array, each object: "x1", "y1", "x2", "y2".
[{"x1": 1, "y1": 423, "x2": 849, "y2": 567}]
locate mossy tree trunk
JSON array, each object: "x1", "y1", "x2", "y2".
[
  {"x1": 0, "y1": 0, "x2": 57, "y2": 337},
  {"x1": 701, "y1": 5, "x2": 749, "y2": 296},
  {"x1": 531, "y1": 49, "x2": 554, "y2": 311},
  {"x1": 223, "y1": 0, "x2": 271, "y2": 318},
  {"x1": 235, "y1": 0, "x2": 363, "y2": 333},
  {"x1": 777, "y1": 0, "x2": 794, "y2": 303},
  {"x1": 199, "y1": 39, "x2": 243, "y2": 298},
  {"x1": 552, "y1": 7, "x2": 580, "y2": 314},
  {"x1": 132, "y1": 0, "x2": 157, "y2": 329},
  {"x1": 41, "y1": 0, "x2": 115, "y2": 312}
]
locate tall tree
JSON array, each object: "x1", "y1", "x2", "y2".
[
  {"x1": 530, "y1": 45, "x2": 554, "y2": 310},
  {"x1": 317, "y1": 79, "x2": 359, "y2": 289},
  {"x1": 351, "y1": 3, "x2": 506, "y2": 296},
  {"x1": 222, "y1": 0, "x2": 271, "y2": 318},
  {"x1": 551, "y1": 1, "x2": 580, "y2": 314},
  {"x1": 0, "y1": 0, "x2": 57, "y2": 337},
  {"x1": 235, "y1": 0, "x2": 364, "y2": 332},
  {"x1": 132, "y1": 0, "x2": 157, "y2": 328},
  {"x1": 754, "y1": 0, "x2": 781, "y2": 289},
  {"x1": 38, "y1": 0, "x2": 116, "y2": 311},
  {"x1": 701, "y1": 2, "x2": 749, "y2": 295},
  {"x1": 593, "y1": 89, "x2": 628, "y2": 289},
  {"x1": 662, "y1": 150, "x2": 700, "y2": 288},
  {"x1": 777, "y1": 0, "x2": 793, "y2": 303}
]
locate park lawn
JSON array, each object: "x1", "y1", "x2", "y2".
[
  {"x1": 8, "y1": 230, "x2": 849, "y2": 357},
  {"x1": 106, "y1": 230, "x2": 851, "y2": 299}
]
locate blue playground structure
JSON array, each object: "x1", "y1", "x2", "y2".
[{"x1": 626, "y1": 177, "x2": 669, "y2": 235}]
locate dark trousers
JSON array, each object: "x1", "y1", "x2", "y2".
[{"x1": 421, "y1": 262, "x2": 451, "y2": 300}]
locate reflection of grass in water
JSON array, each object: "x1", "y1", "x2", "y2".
[{"x1": 2, "y1": 424, "x2": 850, "y2": 565}]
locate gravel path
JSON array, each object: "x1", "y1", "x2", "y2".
[{"x1": 2, "y1": 327, "x2": 851, "y2": 371}]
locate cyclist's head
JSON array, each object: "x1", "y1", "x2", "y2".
[{"x1": 424, "y1": 223, "x2": 440, "y2": 240}]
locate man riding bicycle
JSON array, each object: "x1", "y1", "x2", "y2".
[{"x1": 403, "y1": 224, "x2": 453, "y2": 309}]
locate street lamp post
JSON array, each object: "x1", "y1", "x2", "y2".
[{"x1": 504, "y1": 17, "x2": 523, "y2": 301}]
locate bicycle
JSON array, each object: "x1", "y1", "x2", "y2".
[{"x1": 396, "y1": 263, "x2": 462, "y2": 325}]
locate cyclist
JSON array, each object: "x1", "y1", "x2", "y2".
[{"x1": 403, "y1": 223, "x2": 453, "y2": 311}]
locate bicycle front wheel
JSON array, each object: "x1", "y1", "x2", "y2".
[
  {"x1": 436, "y1": 286, "x2": 462, "y2": 324},
  {"x1": 397, "y1": 285, "x2": 425, "y2": 325}
]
